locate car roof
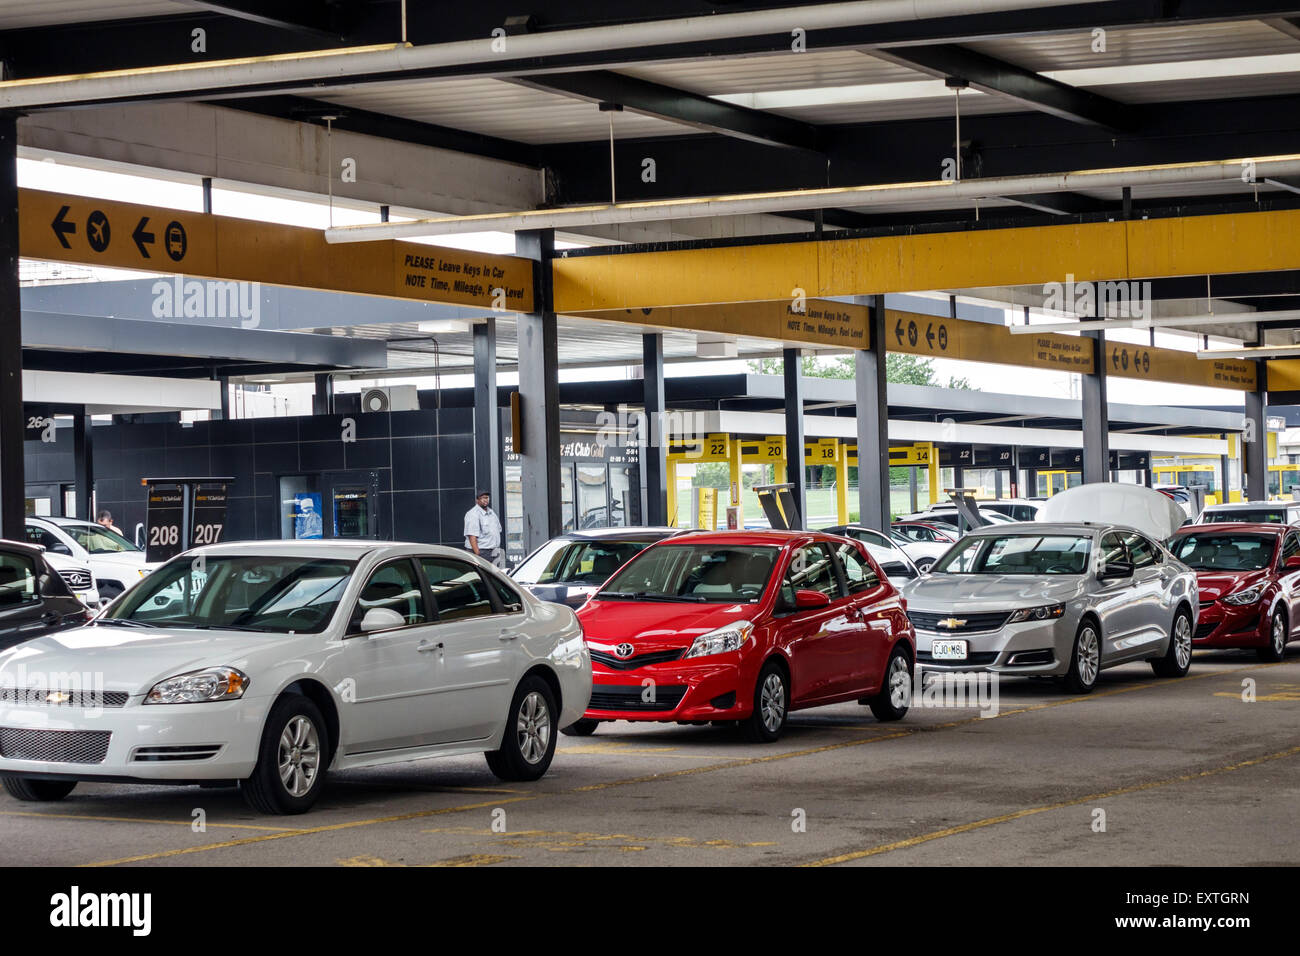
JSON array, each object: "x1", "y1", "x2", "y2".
[
  {"x1": 182, "y1": 540, "x2": 466, "y2": 560},
  {"x1": 1204, "y1": 501, "x2": 1300, "y2": 510},
  {"x1": 962, "y1": 521, "x2": 1116, "y2": 536},
  {"x1": 0, "y1": 537, "x2": 43, "y2": 556},
  {"x1": 651, "y1": 530, "x2": 829, "y2": 546},
  {"x1": 554, "y1": 527, "x2": 679, "y2": 541},
  {"x1": 1173, "y1": 522, "x2": 1285, "y2": 535}
]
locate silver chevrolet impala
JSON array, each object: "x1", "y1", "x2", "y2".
[{"x1": 900, "y1": 522, "x2": 1198, "y2": 693}]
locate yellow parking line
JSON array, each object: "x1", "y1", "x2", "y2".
[
  {"x1": 79, "y1": 795, "x2": 537, "y2": 867},
  {"x1": 0, "y1": 809, "x2": 299, "y2": 832},
  {"x1": 74, "y1": 661, "x2": 1280, "y2": 865},
  {"x1": 801, "y1": 744, "x2": 1300, "y2": 867}
]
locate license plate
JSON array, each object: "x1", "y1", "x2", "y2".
[{"x1": 931, "y1": 640, "x2": 968, "y2": 661}]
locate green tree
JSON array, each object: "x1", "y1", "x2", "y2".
[{"x1": 748, "y1": 351, "x2": 971, "y2": 389}]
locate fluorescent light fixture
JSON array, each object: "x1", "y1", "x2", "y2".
[
  {"x1": 1010, "y1": 313, "x2": 1282, "y2": 335},
  {"x1": 1198, "y1": 345, "x2": 1300, "y2": 360}
]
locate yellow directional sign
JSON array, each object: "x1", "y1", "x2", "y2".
[
  {"x1": 20, "y1": 188, "x2": 534, "y2": 312},
  {"x1": 567, "y1": 299, "x2": 869, "y2": 350},
  {"x1": 668, "y1": 433, "x2": 731, "y2": 462},
  {"x1": 740, "y1": 436, "x2": 787, "y2": 463},
  {"x1": 1106, "y1": 342, "x2": 1257, "y2": 390},
  {"x1": 886, "y1": 309, "x2": 1094, "y2": 373}
]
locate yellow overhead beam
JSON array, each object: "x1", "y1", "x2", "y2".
[
  {"x1": 553, "y1": 207, "x2": 1300, "y2": 312},
  {"x1": 19, "y1": 188, "x2": 533, "y2": 312}
]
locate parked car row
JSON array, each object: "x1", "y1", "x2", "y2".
[{"x1": 0, "y1": 486, "x2": 1292, "y2": 818}]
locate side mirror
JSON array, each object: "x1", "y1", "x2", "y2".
[
  {"x1": 49, "y1": 543, "x2": 73, "y2": 556},
  {"x1": 1099, "y1": 560, "x2": 1134, "y2": 582},
  {"x1": 1285, "y1": 555, "x2": 1300, "y2": 570},
  {"x1": 794, "y1": 588, "x2": 831, "y2": 610},
  {"x1": 358, "y1": 606, "x2": 407, "y2": 633}
]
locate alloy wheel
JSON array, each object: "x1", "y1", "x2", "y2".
[
  {"x1": 1174, "y1": 615, "x2": 1192, "y2": 669},
  {"x1": 517, "y1": 691, "x2": 551, "y2": 764},
  {"x1": 760, "y1": 672, "x2": 786, "y2": 732},
  {"x1": 887, "y1": 654, "x2": 911, "y2": 709},
  {"x1": 1273, "y1": 614, "x2": 1287, "y2": 657},
  {"x1": 1077, "y1": 627, "x2": 1100, "y2": 687},
  {"x1": 277, "y1": 716, "x2": 321, "y2": 798}
]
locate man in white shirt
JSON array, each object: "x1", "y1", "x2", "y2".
[{"x1": 464, "y1": 491, "x2": 503, "y2": 566}]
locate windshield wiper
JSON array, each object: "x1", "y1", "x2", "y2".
[
  {"x1": 596, "y1": 590, "x2": 707, "y2": 602},
  {"x1": 95, "y1": 618, "x2": 157, "y2": 628},
  {"x1": 191, "y1": 624, "x2": 270, "y2": 632}
]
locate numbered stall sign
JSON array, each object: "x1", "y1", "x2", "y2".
[
  {"x1": 145, "y1": 485, "x2": 186, "y2": 563},
  {"x1": 191, "y1": 483, "x2": 228, "y2": 547}
]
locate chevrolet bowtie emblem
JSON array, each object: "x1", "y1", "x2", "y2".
[
  {"x1": 937, "y1": 618, "x2": 967, "y2": 629},
  {"x1": 45, "y1": 691, "x2": 71, "y2": 704}
]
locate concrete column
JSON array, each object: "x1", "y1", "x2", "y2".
[
  {"x1": 73, "y1": 412, "x2": 94, "y2": 521},
  {"x1": 641, "y1": 333, "x2": 668, "y2": 527},
  {"x1": 1081, "y1": 323, "x2": 1110, "y2": 484},
  {"x1": 783, "y1": 346, "x2": 805, "y2": 529},
  {"x1": 1244, "y1": 377, "x2": 1268, "y2": 502},
  {"x1": 0, "y1": 116, "x2": 22, "y2": 540},
  {"x1": 855, "y1": 295, "x2": 890, "y2": 530},
  {"x1": 473, "y1": 317, "x2": 503, "y2": 511},
  {"x1": 312, "y1": 373, "x2": 333, "y2": 415},
  {"x1": 515, "y1": 230, "x2": 562, "y2": 550}
]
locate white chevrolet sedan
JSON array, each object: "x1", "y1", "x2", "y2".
[{"x1": 0, "y1": 541, "x2": 591, "y2": 814}]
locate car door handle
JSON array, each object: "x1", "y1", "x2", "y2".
[
  {"x1": 416, "y1": 640, "x2": 444, "y2": 653},
  {"x1": 499, "y1": 630, "x2": 520, "y2": 642}
]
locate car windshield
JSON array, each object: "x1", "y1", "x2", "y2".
[
  {"x1": 933, "y1": 534, "x2": 1092, "y2": 575},
  {"x1": 103, "y1": 555, "x2": 356, "y2": 633},
  {"x1": 60, "y1": 524, "x2": 140, "y2": 554},
  {"x1": 1170, "y1": 533, "x2": 1275, "y2": 571},
  {"x1": 598, "y1": 543, "x2": 778, "y2": 603},
  {"x1": 1203, "y1": 509, "x2": 1291, "y2": 524},
  {"x1": 512, "y1": 538, "x2": 652, "y2": 585}
]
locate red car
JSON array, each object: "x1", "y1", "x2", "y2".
[
  {"x1": 570, "y1": 531, "x2": 916, "y2": 742},
  {"x1": 1168, "y1": 522, "x2": 1300, "y2": 661}
]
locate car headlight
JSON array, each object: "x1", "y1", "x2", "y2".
[
  {"x1": 1222, "y1": 585, "x2": 1264, "y2": 606},
  {"x1": 1007, "y1": 604, "x2": 1066, "y2": 624},
  {"x1": 683, "y1": 620, "x2": 754, "y2": 659},
  {"x1": 145, "y1": 667, "x2": 249, "y2": 704}
]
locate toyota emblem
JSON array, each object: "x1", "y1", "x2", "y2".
[{"x1": 614, "y1": 643, "x2": 635, "y2": 659}]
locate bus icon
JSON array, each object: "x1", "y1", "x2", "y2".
[{"x1": 165, "y1": 221, "x2": 187, "y2": 261}]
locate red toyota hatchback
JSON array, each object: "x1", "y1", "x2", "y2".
[
  {"x1": 570, "y1": 531, "x2": 915, "y2": 742},
  {"x1": 1168, "y1": 522, "x2": 1300, "y2": 661}
]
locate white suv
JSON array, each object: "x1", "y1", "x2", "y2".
[{"x1": 24, "y1": 517, "x2": 155, "y2": 601}]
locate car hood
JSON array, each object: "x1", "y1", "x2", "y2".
[
  {"x1": 902, "y1": 574, "x2": 1085, "y2": 610},
  {"x1": 1194, "y1": 569, "x2": 1269, "y2": 602},
  {"x1": 0, "y1": 625, "x2": 292, "y2": 696},
  {"x1": 1037, "y1": 483, "x2": 1186, "y2": 539},
  {"x1": 578, "y1": 599, "x2": 754, "y2": 650}
]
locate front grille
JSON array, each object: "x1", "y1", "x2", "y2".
[
  {"x1": 132, "y1": 745, "x2": 221, "y2": 762},
  {"x1": 916, "y1": 650, "x2": 1000, "y2": 666},
  {"x1": 588, "y1": 684, "x2": 688, "y2": 712},
  {"x1": 56, "y1": 569, "x2": 92, "y2": 590},
  {"x1": 0, "y1": 686, "x2": 128, "y2": 708},
  {"x1": 590, "y1": 648, "x2": 685, "y2": 671},
  {"x1": 908, "y1": 611, "x2": 1012, "y2": 634},
  {"x1": 0, "y1": 727, "x2": 111, "y2": 764},
  {"x1": 1194, "y1": 620, "x2": 1219, "y2": 640}
]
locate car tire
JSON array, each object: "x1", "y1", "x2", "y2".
[
  {"x1": 560, "y1": 718, "x2": 599, "y2": 737},
  {"x1": 240, "y1": 695, "x2": 329, "y2": 815},
  {"x1": 866, "y1": 644, "x2": 913, "y2": 722},
  {"x1": 1, "y1": 776, "x2": 76, "y2": 802},
  {"x1": 915, "y1": 559, "x2": 936, "y2": 573},
  {"x1": 1151, "y1": 608, "x2": 1193, "y2": 678},
  {"x1": 743, "y1": 660, "x2": 789, "y2": 743},
  {"x1": 1259, "y1": 610, "x2": 1288, "y2": 663},
  {"x1": 1062, "y1": 620, "x2": 1102, "y2": 694},
  {"x1": 485, "y1": 675, "x2": 558, "y2": 781}
]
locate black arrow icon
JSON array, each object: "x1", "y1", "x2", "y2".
[
  {"x1": 926, "y1": 322, "x2": 936, "y2": 348},
  {"x1": 132, "y1": 217, "x2": 155, "y2": 258},
  {"x1": 894, "y1": 319, "x2": 904, "y2": 344},
  {"x1": 51, "y1": 205, "x2": 76, "y2": 249}
]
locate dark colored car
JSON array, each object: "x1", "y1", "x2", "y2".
[
  {"x1": 1168, "y1": 522, "x2": 1300, "y2": 661},
  {"x1": 573, "y1": 530, "x2": 916, "y2": 742},
  {"x1": 0, "y1": 540, "x2": 94, "y2": 651},
  {"x1": 510, "y1": 527, "x2": 679, "y2": 608}
]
